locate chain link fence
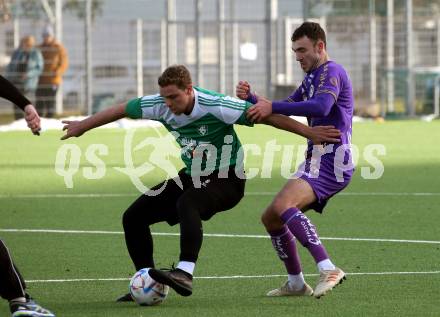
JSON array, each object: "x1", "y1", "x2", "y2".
[{"x1": 0, "y1": 0, "x2": 440, "y2": 119}]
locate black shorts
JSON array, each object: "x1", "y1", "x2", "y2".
[{"x1": 130, "y1": 166, "x2": 246, "y2": 226}]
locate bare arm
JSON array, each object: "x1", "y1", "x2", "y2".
[
  {"x1": 263, "y1": 114, "x2": 341, "y2": 144},
  {"x1": 61, "y1": 103, "x2": 126, "y2": 140}
]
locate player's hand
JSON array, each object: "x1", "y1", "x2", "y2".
[
  {"x1": 307, "y1": 125, "x2": 341, "y2": 145},
  {"x1": 61, "y1": 120, "x2": 86, "y2": 140},
  {"x1": 246, "y1": 97, "x2": 272, "y2": 123},
  {"x1": 24, "y1": 104, "x2": 41, "y2": 135},
  {"x1": 236, "y1": 80, "x2": 251, "y2": 100}
]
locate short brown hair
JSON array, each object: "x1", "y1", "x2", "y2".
[
  {"x1": 158, "y1": 65, "x2": 192, "y2": 90},
  {"x1": 291, "y1": 22, "x2": 326, "y2": 47}
]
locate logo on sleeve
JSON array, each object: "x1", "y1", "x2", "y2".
[
  {"x1": 330, "y1": 77, "x2": 338, "y2": 87},
  {"x1": 309, "y1": 85, "x2": 315, "y2": 98}
]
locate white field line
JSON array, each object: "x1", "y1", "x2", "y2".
[
  {"x1": 1, "y1": 192, "x2": 440, "y2": 199},
  {"x1": 25, "y1": 270, "x2": 440, "y2": 284},
  {"x1": 1, "y1": 228, "x2": 439, "y2": 245}
]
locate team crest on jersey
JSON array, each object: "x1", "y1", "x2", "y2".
[
  {"x1": 309, "y1": 84, "x2": 315, "y2": 98},
  {"x1": 330, "y1": 77, "x2": 338, "y2": 87},
  {"x1": 197, "y1": 125, "x2": 208, "y2": 136}
]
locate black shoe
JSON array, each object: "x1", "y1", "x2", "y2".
[
  {"x1": 10, "y1": 299, "x2": 55, "y2": 317},
  {"x1": 116, "y1": 293, "x2": 133, "y2": 302},
  {"x1": 149, "y1": 268, "x2": 193, "y2": 297}
]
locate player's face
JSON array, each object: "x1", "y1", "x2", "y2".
[
  {"x1": 160, "y1": 84, "x2": 194, "y2": 115},
  {"x1": 292, "y1": 36, "x2": 323, "y2": 73}
]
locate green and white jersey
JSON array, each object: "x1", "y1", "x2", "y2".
[{"x1": 125, "y1": 86, "x2": 253, "y2": 175}]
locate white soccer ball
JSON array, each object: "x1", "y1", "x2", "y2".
[{"x1": 129, "y1": 268, "x2": 169, "y2": 306}]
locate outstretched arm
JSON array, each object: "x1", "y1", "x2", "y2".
[
  {"x1": 262, "y1": 114, "x2": 341, "y2": 144},
  {"x1": 247, "y1": 93, "x2": 335, "y2": 123},
  {"x1": 61, "y1": 103, "x2": 126, "y2": 140},
  {"x1": 236, "y1": 80, "x2": 303, "y2": 105}
]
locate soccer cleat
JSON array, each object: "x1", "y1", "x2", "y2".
[
  {"x1": 10, "y1": 299, "x2": 55, "y2": 317},
  {"x1": 148, "y1": 268, "x2": 193, "y2": 297},
  {"x1": 313, "y1": 267, "x2": 346, "y2": 298},
  {"x1": 266, "y1": 281, "x2": 313, "y2": 297},
  {"x1": 116, "y1": 293, "x2": 133, "y2": 302}
]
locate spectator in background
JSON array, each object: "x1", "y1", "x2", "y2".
[
  {"x1": 36, "y1": 25, "x2": 68, "y2": 118},
  {"x1": 5, "y1": 35, "x2": 43, "y2": 120}
]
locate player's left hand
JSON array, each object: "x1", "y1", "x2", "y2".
[
  {"x1": 246, "y1": 97, "x2": 272, "y2": 123},
  {"x1": 24, "y1": 104, "x2": 41, "y2": 135}
]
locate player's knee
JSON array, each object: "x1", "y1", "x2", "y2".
[
  {"x1": 260, "y1": 210, "x2": 271, "y2": 228},
  {"x1": 122, "y1": 207, "x2": 140, "y2": 229},
  {"x1": 175, "y1": 194, "x2": 202, "y2": 220},
  {"x1": 122, "y1": 210, "x2": 132, "y2": 229},
  {"x1": 175, "y1": 194, "x2": 192, "y2": 212},
  {"x1": 261, "y1": 208, "x2": 287, "y2": 232},
  {"x1": 261, "y1": 196, "x2": 301, "y2": 229},
  {"x1": 261, "y1": 207, "x2": 277, "y2": 228},
  {"x1": 270, "y1": 196, "x2": 295, "y2": 215}
]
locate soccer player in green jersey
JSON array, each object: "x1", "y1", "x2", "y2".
[{"x1": 61, "y1": 65, "x2": 340, "y2": 299}]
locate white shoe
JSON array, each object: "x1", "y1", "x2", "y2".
[
  {"x1": 10, "y1": 299, "x2": 55, "y2": 317},
  {"x1": 266, "y1": 281, "x2": 313, "y2": 297},
  {"x1": 313, "y1": 267, "x2": 346, "y2": 298}
]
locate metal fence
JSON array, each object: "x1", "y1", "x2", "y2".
[{"x1": 1, "y1": 0, "x2": 440, "y2": 118}]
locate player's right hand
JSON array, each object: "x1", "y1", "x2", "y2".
[
  {"x1": 61, "y1": 120, "x2": 85, "y2": 140},
  {"x1": 24, "y1": 104, "x2": 41, "y2": 135},
  {"x1": 236, "y1": 80, "x2": 251, "y2": 100}
]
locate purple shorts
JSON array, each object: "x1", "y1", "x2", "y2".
[{"x1": 295, "y1": 157, "x2": 353, "y2": 213}]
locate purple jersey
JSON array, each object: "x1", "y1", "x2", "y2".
[
  {"x1": 274, "y1": 61, "x2": 353, "y2": 150},
  {"x1": 297, "y1": 61, "x2": 353, "y2": 147},
  {"x1": 276, "y1": 61, "x2": 354, "y2": 175},
  {"x1": 273, "y1": 61, "x2": 354, "y2": 212}
]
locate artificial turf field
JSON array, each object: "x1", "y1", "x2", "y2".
[{"x1": 0, "y1": 120, "x2": 439, "y2": 316}]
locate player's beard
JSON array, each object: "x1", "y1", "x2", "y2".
[{"x1": 309, "y1": 56, "x2": 321, "y2": 73}]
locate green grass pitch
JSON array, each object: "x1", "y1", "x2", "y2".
[{"x1": 0, "y1": 120, "x2": 439, "y2": 316}]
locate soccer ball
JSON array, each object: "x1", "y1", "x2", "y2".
[{"x1": 129, "y1": 268, "x2": 169, "y2": 306}]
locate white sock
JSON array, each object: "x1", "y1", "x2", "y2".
[
  {"x1": 317, "y1": 259, "x2": 336, "y2": 272},
  {"x1": 287, "y1": 272, "x2": 305, "y2": 290},
  {"x1": 176, "y1": 261, "x2": 195, "y2": 275}
]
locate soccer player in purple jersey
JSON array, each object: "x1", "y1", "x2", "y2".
[{"x1": 236, "y1": 22, "x2": 354, "y2": 298}]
